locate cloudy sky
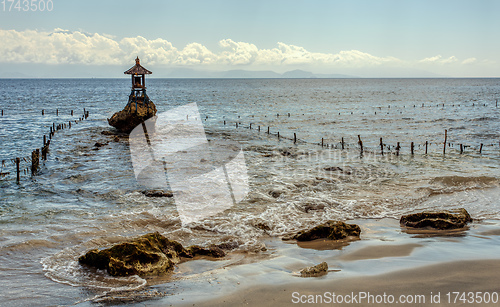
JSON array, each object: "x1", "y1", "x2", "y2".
[{"x1": 0, "y1": 0, "x2": 499, "y2": 77}]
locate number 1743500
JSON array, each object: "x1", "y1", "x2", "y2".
[{"x1": 2, "y1": 0, "x2": 53, "y2": 12}]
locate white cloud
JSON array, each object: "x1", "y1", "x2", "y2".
[
  {"x1": 418, "y1": 55, "x2": 458, "y2": 65},
  {"x1": 462, "y1": 57, "x2": 477, "y2": 65},
  {"x1": 0, "y1": 28, "x2": 488, "y2": 75}
]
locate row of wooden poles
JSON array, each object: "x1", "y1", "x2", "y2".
[
  {"x1": 1, "y1": 108, "x2": 90, "y2": 183},
  {"x1": 224, "y1": 117, "x2": 499, "y2": 157},
  {"x1": 1, "y1": 109, "x2": 88, "y2": 116}
]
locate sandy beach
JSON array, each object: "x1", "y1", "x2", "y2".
[{"x1": 153, "y1": 218, "x2": 500, "y2": 307}]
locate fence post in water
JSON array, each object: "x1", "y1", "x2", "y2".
[
  {"x1": 425, "y1": 141, "x2": 428, "y2": 154},
  {"x1": 236, "y1": 122, "x2": 238, "y2": 128},
  {"x1": 224, "y1": 120, "x2": 226, "y2": 125},
  {"x1": 15, "y1": 158, "x2": 20, "y2": 183},
  {"x1": 56, "y1": 109, "x2": 58, "y2": 116},
  {"x1": 258, "y1": 126, "x2": 260, "y2": 132},
  {"x1": 42, "y1": 109, "x2": 44, "y2": 115},
  {"x1": 411, "y1": 142, "x2": 414, "y2": 155},
  {"x1": 443, "y1": 130, "x2": 448, "y2": 155},
  {"x1": 71, "y1": 110, "x2": 73, "y2": 116},
  {"x1": 43, "y1": 135, "x2": 46, "y2": 146},
  {"x1": 321, "y1": 138, "x2": 324, "y2": 147},
  {"x1": 267, "y1": 126, "x2": 270, "y2": 134},
  {"x1": 357, "y1": 135, "x2": 363, "y2": 154},
  {"x1": 277, "y1": 131, "x2": 280, "y2": 139},
  {"x1": 250, "y1": 123, "x2": 252, "y2": 129},
  {"x1": 480, "y1": 143, "x2": 483, "y2": 154},
  {"x1": 380, "y1": 138, "x2": 384, "y2": 155},
  {"x1": 294, "y1": 133, "x2": 296, "y2": 144},
  {"x1": 341, "y1": 137, "x2": 345, "y2": 150},
  {"x1": 396, "y1": 142, "x2": 401, "y2": 156},
  {"x1": 69, "y1": 121, "x2": 71, "y2": 128},
  {"x1": 1, "y1": 110, "x2": 3, "y2": 116},
  {"x1": 460, "y1": 144, "x2": 463, "y2": 154},
  {"x1": 31, "y1": 150, "x2": 38, "y2": 175}
]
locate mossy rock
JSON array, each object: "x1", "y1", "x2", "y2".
[
  {"x1": 300, "y1": 261, "x2": 328, "y2": 277},
  {"x1": 79, "y1": 232, "x2": 225, "y2": 277},
  {"x1": 287, "y1": 221, "x2": 361, "y2": 241},
  {"x1": 400, "y1": 208, "x2": 472, "y2": 230}
]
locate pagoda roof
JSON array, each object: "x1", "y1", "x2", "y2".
[{"x1": 124, "y1": 57, "x2": 152, "y2": 75}]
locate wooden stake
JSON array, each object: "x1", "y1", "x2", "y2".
[
  {"x1": 321, "y1": 138, "x2": 324, "y2": 147},
  {"x1": 341, "y1": 137, "x2": 345, "y2": 150},
  {"x1": 277, "y1": 131, "x2": 280, "y2": 139},
  {"x1": 236, "y1": 122, "x2": 238, "y2": 128},
  {"x1": 267, "y1": 126, "x2": 270, "y2": 134},
  {"x1": 294, "y1": 133, "x2": 296, "y2": 144},
  {"x1": 357, "y1": 135, "x2": 363, "y2": 154},
  {"x1": 425, "y1": 141, "x2": 428, "y2": 154},
  {"x1": 250, "y1": 123, "x2": 252, "y2": 129},
  {"x1": 443, "y1": 130, "x2": 447, "y2": 155},
  {"x1": 396, "y1": 142, "x2": 401, "y2": 156},
  {"x1": 71, "y1": 110, "x2": 73, "y2": 116},
  {"x1": 56, "y1": 109, "x2": 58, "y2": 116},
  {"x1": 480, "y1": 143, "x2": 483, "y2": 154},
  {"x1": 16, "y1": 157, "x2": 20, "y2": 183},
  {"x1": 380, "y1": 137, "x2": 384, "y2": 155},
  {"x1": 258, "y1": 126, "x2": 260, "y2": 132},
  {"x1": 411, "y1": 142, "x2": 414, "y2": 155},
  {"x1": 43, "y1": 135, "x2": 46, "y2": 146},
  {"x1": 42, "y1": 109, "x2": 44, "y2": 115},
  {"x1": 460, "y1": 144, "x2": 463, "y2": 154}
]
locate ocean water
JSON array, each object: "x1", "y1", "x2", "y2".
[{"x1": 0, "y1": 78, "x2": 500, "y2": 305}]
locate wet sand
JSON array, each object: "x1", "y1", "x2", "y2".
[
  {"x1": 156, "y1": 218, "x2": 500, "y2": 307},
  {"x1": 190, "y1": 259, "x2": 500, "y2": 307}
]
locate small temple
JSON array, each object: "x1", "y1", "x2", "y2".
[
  {"x1": 124, "y1": 57, "x2": 153, "y2": 112},
  {"x1": 108, "y1": 57, "x2": 157, "y2": 133}
]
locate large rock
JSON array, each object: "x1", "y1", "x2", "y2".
[
  {"x1": 285, "y1": 221, "x2": 361, "y2": 241},
  {"x1": 108, "y1": 98, "x2": 157, "y2": 133},
  {"x1": 78, "y1": 232, "x2": 225, "y2": 277},
  {"x1": 400, "y1": 208, "x2": 472, "y2": 230},
  {"x1": 300, "y1": 261, "x2": 328, "y2": 277}
]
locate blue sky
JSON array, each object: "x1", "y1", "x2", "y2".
[{"x1": 1, "y1": 0, "x2": 499, "y2": 77}]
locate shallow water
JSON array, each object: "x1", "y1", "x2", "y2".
[{"x1": 0, "y1": 78, "x2": 499, "y2": 305}]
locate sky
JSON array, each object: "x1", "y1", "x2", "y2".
[{"x1": 0, "y1": 0, "x2": 499, "y2": 78}]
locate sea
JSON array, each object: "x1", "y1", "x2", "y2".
[{"x1": 0, "y1": 78, "x2": 499, "y2": 305}]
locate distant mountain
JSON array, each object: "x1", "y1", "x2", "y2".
[
  {"x1": 2, "y1": 63, "x2": 445, "y2": 79},
  {"x1": 281, "y1": 69, "x2": 315, "y2": 78},
  {"x1": 220, "y1": 69, "x2": 281, "y2": 78}
]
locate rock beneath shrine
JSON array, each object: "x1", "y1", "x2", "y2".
[
  {"x1": 400, "y1": 208, "x2": 472, "y2": 230},
  {"x1": 108, "y1": 100, "x2": 157, "y2": 134},
  {"x1": 284, "y1": 221, "x2": 361, "y2": 241},
  {"x1": 300, "y1": 261, "x2": 328, "y2": 277},
  {"x1": 78, "y1": 232, "x2": 225, "y2": 277}
]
